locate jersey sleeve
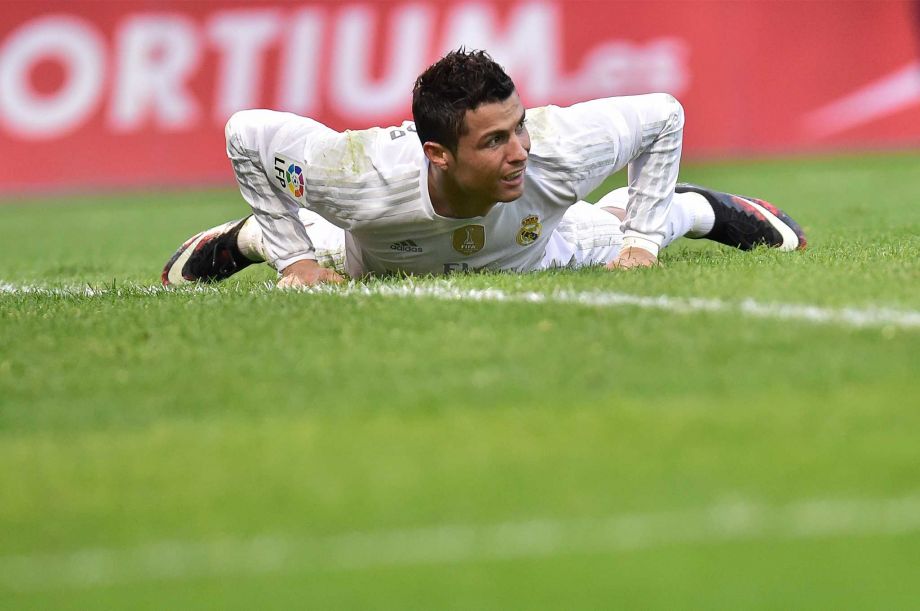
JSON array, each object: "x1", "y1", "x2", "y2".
[
  {"x1": 225, "y1": 110, "x2": 424, "y2": 270},
  {"x1": 225, "y1": 109, "x2": 340, "y2": 270},
  {"x1": 528, "y1": 93, "x2": 685, "y2": 256}
]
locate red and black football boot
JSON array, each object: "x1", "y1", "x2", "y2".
[
  {"x1": 161, "y1": 216, "x2": 254, "y2": 286},
  {"x1": 676, "y1": 183, "x2": 807, "y2": 251}
]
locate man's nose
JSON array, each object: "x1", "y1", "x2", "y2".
[{"x1": 507, "y1": 133, "x2": 529, "y2": 162}]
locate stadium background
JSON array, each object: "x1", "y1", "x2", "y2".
[
  {"x1": 3, "y1": 3, "x2": 920, "y2": 607},
  {"x1": 2, "y1": 0, "x2": 920, "y2": 195}
]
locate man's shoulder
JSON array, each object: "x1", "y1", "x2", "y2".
[
  {"x1": 293, "y1": 120, "x2": 424, "y2": 186},
  {"x1": 526, "y1": 99, "x2": 622, "y2": 167},
  {"x1": 341, "y1": 121, "x2": 425, "y2": 173},
  {"x1": 376, "y1": 120, "x2": 421, "y2": 143},
  {"x1": 360, "y1": 121, "x2": 424, "y2": 163}
]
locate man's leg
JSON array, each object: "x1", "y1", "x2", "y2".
[
  {"x1": 600, "y1": 184, "x2": 806, "y2": 253},
  {"x1": 540, "y1": 200, "x2": 623, "y2": 269},
  {"x1": 596, "y1": 187, "x2": 715, "y2": 242},
  {"x1": 539, "y1": 189, "x2": 711, "y2": 269},
  {"x1": 673, "y1": 184, "x2": 806, "y2": 251},
  {"x1": 161, "y1": 210, "x2": 346, "y2": 286},
  {"x1": 543, "y1": 183, "x2": 805, "y2": 270}
]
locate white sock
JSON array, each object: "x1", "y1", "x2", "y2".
[
  {"x1": 679, "y1": 191, "x2": 715, "y2": 238},
  {"x1": 236, "y1": 216, "x2": 267, "y2": 262}
]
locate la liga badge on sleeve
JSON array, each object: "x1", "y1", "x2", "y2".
[{"x1": 272, "y1": 153, "x2": 307, "y2": 203}]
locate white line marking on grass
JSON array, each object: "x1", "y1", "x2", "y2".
[
  {"x1": 303, "y1": 282, "x2": 920, "y2": 330},
  {"x1": 0, "y1": 282, "x2": 171, "y2": 297},
  {"x1": 2, "y1": 495, "x2": 920, "y2": 591},
  {"x1": 335, "y1": 283, "x2": 920, "y2": 330},
  {"x1": 2, "y1": 280, "x2": 919, "y2": 330}
]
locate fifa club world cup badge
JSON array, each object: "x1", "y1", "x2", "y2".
[
  {"x1": 452, "y1": 225, "x2": 485, "y2": 256},
  {"x1": 516, "y1": 215, "x2": 542, "y2": 246}
]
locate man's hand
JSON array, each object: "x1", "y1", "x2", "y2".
[
  {"x1": 607, "y1": 246, "x2": 658, "y2": 270},
  {"x1": 277, "y1": 259, "x2": 345, "y2": 288}
]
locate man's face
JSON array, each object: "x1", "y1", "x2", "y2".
[{"x1": 449, "y1": 92, "x2": 530, "y2": 206}]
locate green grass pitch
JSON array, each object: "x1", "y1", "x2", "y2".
[{"x1": 1, "y1": 152, "x2": 919, "y2": 609}]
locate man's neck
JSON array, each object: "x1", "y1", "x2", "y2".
[{"x1": 427, "y1": 165, "x2": 494, "y2": 219}]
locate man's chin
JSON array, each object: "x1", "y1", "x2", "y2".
[{"x1": 496, "y1": 186, "x2": 525, "y2": 203}]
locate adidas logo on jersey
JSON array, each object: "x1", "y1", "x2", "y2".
[{"x1": 389, "y1": 239, "x2": 423, "y2": 252}]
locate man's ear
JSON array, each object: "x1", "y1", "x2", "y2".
[{"x1": 423, "y1": 141, "x2": 452, "y2": 171}]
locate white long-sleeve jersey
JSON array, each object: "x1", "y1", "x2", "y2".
[{"x1": 224, "y1": 93, "x2": 684, "y2": 277}]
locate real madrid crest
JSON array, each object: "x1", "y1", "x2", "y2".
[
  {"x1": 516, "y1": 214, "x2": 542, "y2": 246},
  {"x1": 452, "y1": 224, "x2": 485, "y2": 256}
]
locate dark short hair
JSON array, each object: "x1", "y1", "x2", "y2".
[{"x1": 411, "y1": 49, "x2": 516, "y2": 152}]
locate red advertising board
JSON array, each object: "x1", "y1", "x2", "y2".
[{"x1": 1, "y1": 0, "x2": 919, "y2": 194}]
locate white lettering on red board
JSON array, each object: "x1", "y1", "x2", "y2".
[
  {"x1": 208, "y1": 9, "x2": 282, "y2": 121},
  {"x1": 331, "y1": 4, "x2": 435, "y2": 116},
  {"x1": 277, "y1": 8, "x2": 325, "y2": 117},
  {"x1": 110, "y1": 14, "x2": 201, "y2": 130},
  {"x1": 0, "y1": 15, "x2": 105, "y2": 138},
  {"x1": 0, "y1": 3, "x2": 690, "y2": 140}
]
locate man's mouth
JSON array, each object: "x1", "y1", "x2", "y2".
[{"x1": 502, "y1": 168, "x2": 525, "y2": 183}]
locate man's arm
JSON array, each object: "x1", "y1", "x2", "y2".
[
  {"x1": 533, "y1": 93, "x2": 685, "y2": 269},
  {"x1": 225, "y1": 110, "x2": 343, "y2": 286},
  {"x1": 611, "y1": 95, "x2": 684, "y2": 269}
]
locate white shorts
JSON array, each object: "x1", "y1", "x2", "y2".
[
  {"x1": 298, "y1": 196, "x2": 626, "y2": 276},
  {"x1": 539, "y1": 199, "x2": 623, "y2": 270}
]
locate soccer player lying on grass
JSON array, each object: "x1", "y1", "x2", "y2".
[{"x1": 162, "y1": 49, "x2": 806, "y2": 288}]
